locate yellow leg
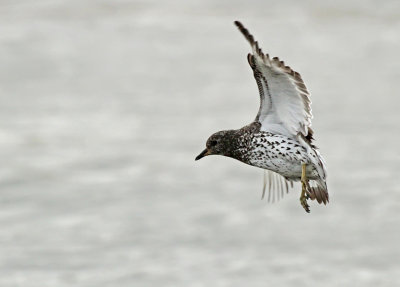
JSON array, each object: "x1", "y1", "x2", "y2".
[{"x1": 300, "y1": 163, "x2": 310, "y2": 213}]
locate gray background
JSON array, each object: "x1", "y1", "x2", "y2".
[{"x1": 0, "y1": 0, "x2": 399, "y2": 286}]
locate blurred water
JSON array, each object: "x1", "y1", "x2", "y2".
[{"x1": 0, "y1": 0, "x2": 399, "y2": 286}]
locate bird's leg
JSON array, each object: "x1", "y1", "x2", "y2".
[{"x1": 300, "y1": 163, "x2": 310, "y2": 213}]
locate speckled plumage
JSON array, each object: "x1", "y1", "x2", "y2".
[
  {"x1": 214, "y1": 122, "x2": 320, "y2": 180},
  {"x1": 195, "y1": 21, "x2": 328, "y2": 212}
]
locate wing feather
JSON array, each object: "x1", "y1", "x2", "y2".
[
  {"x1": 235, "y1": 21, "x2": 313, "y2": 138},
  {"x1": 262, "y1": 170, "x2": 291, "y2": 203}
]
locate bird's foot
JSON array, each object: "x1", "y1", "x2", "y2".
[
  {"x1": 300, "y1": 181, "x2": 310, "y2": 213},
  {"x1": 300, "y1": 163, "x2": 311, "y2": 213}
]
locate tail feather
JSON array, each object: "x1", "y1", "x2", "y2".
[
  {"x1": 297, "y1": 134, "x2": 329, "y2": 205},
  {"x1": 308, "y1": 179, "x2": 329, "y2": 205}
]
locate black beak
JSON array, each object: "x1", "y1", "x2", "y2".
[{"x1": 195, "y1": 148, "x2": 210, "y2": 161}]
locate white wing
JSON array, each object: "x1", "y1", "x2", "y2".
[
  {"x1": 235, "y1": 21, "x2": 312, "y2": 138},
  {"x1": 262, "y1": 170, "x2": 293, "y2": 203}
]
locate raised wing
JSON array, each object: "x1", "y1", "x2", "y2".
[{"x1": 234, "y1": 21, "x2": 312, "y2": 138}]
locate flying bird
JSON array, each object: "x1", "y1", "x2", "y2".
[{"x1": 195, "y1": 21, "x2": 328, "y2": 213}]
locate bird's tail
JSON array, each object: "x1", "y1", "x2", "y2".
[
  {"x1": 297, "y1": 134, "x2": 329, "y2": 205},
  {"x1": 307, "y1": 179, "x2": 329, "y2": 205},
  {"x1": 308, "y1": 147, "x2": 329, "y2": 205}
]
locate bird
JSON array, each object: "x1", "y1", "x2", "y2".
[{"x1": 195, "y1": 21, "x2": 328, "y2": 213}]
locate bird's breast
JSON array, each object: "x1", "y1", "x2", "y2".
[{"x1": 238, "y1": 132, "x2": 319, "y2": 179}]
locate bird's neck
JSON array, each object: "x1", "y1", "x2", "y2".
[{"x1": 222, "y1": 131, "x2": 252, "y2": 162}]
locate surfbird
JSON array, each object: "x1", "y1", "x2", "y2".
[{"x1": 195, "y1": 21, "x2": 328, "y2": 213}]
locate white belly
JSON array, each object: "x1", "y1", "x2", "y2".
[{"x1": 245, "y1": 133, "x2": 320, "y2": 180}]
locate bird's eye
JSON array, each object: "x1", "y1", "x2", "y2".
[{"x1": 210, "y1": 140, "x2": 218, "y2": 146}]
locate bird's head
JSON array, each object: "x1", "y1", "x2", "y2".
[{"x1": 195, "y1": 130, "x2": 236, "y2": 161}]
